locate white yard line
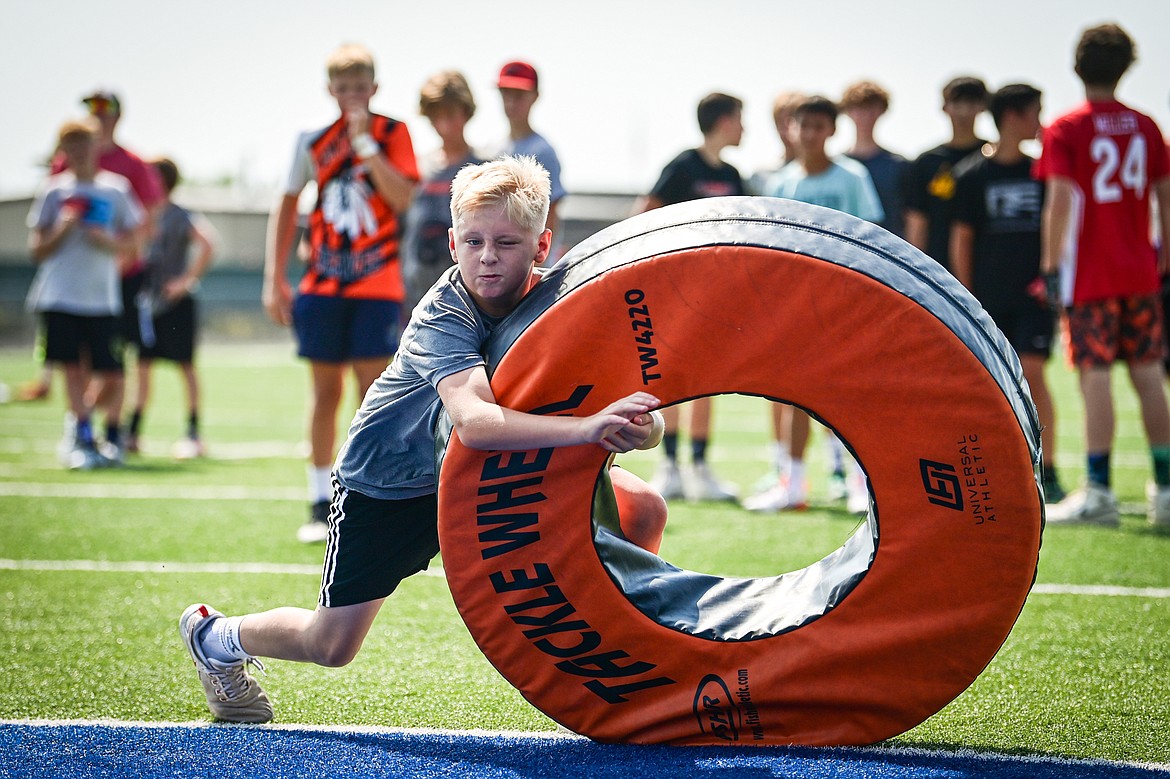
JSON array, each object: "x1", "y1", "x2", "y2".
[
  {"x1": 0, "y1": 483, "x2": 304, "y2": 500},
  {"x1": 0, "y1": 558, "x2": 1163, "y2": 595},
  {"x1": 1030, "y1": 583, "x2": 1170, "y2": 598},
  {"x1": 0, "y1": 439, "x2": 304, "y2": 460},
  {"x1": 0, "y1": 558, "x2": 444, "y2": 578}
]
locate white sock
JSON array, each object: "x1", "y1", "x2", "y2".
[
  {"x1": 789, "y1": 458, "x2": 806, "y2": 487},
  {"x1": 307, "y1": 465, "x2": 332, "y2": 504},
  {"x1": 198, "y1": 615, "x2": 249, "y2": 663},
  {"x1": 771, "y1": 441, "x2": 791, "y2": 476}
]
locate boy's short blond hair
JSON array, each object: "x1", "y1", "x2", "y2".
[
  {"x1": 450, "y1": 156, "x2": 550, "y2": 237},
  {"x1": 839, "y1": 80, "x2": 890, "y2": 112},
  {"x1": 57, "y1": 116, "x2": 99, "y2": 145},
  {"x1": 326, "y1": 43, "x2": 375, "y2": 80},
  {"x1": 419, "y1": 70, "x2": 476, "y2": 120}
]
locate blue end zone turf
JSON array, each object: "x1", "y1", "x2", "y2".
[{"x1": 2, "y1": 723, "x2": 1166, "y2": 778}]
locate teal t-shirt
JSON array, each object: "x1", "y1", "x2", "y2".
[{"x1": 764, "y1": 159, "x2": 885, "y2": 223}]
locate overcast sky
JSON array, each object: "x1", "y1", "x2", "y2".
[{"x1": 2, "y1": 0, "x2": 1167, "y2": 200}]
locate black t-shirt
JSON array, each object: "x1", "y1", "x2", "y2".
[
  {"x1": 649, "y1": 148, "x2": 746, "y2": 205},
  {"x1": 904, "y1": 140, "x2": 986, "y2": 270},
  {"x1": 951, "y1": 152, "x2": 1045, "y2": 312}
]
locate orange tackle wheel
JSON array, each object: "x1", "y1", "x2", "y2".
[{"x1": 437, "y1": 197, "x2": 1043, "y2": 746}]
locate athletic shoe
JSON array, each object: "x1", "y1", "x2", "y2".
[
  {"x1": 56, "y1": 413, "x2": 78, "y2": 467},
  {"x1": 1042, "y1": 478, "x2": 1067, "y2": 504},
  {"x1": 827, "y1": 471, "x2": 848, "y2": 502},
  {"x1": 98, "y1": 440, "x2": 125, "y2": 467},
  {"x1": 172, "y1": 436, "x2": 206, "y2": 460},
  {"x1": 179, "y1": 603, "x2": 272, "y2": 724},
  {"x1": 750, "y1": 462, "x2": 786, "y2": 495},
  {"x1": 16, "y1": 379, "x2": 50, "y2": 402},
  {"x1": 685, "y1": 462, "x2": 738, "y2": 502},
  {"x1": 66, "y1": 440, "x2": 105, "y2": 471},
  {"x1": 649, "y1": 462, "x2": 685, "y2": 501},
  {"x1": 1146, "y1": 483, "x2": 1170, "y2": 527},
  {"x1": 1045, "y1": 484, "x2": 1120, "y2": 527},
  {"x1": 742, "y1": 479, "x2": 807, "y2": 512},
  {"x1": 296, "y1": 500, "x2": 331, "y2": 544}
]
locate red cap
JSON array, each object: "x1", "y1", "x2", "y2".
[{"x1": 497, "y1": 61, "x2": 538, "y2": 92}]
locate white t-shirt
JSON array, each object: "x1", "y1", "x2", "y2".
[{"x1": 25, "y1": 170, "x2": 143, "y2": 315}]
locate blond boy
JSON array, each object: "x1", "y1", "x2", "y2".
[
  {"x1": 262, "y1": 43, "x2": 420, "y2": 542},
  {"x1": 183, "y1": 156, "x2": 666, "y2": 724}
]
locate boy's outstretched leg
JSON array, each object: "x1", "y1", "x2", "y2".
[
  {"x1": 611, "y1": 465, "x2": 668, "y2": 554},
  {"x1": 179, "y1": 604, "x2": 272, "y2": 723},
  {"x1": 180, "y1": 597, "x2": 386, "y2": 722}
]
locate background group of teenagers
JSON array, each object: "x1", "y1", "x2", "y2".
[
  {"x1": 24, "y1": 19, "x2": 1170, "y2": 544},
  {"x1": 637, "y1": 21, "x2": 1170, "y2": 529},
  {"x1": 19, "y1": 20, "x2": 1168, "y2": 726}
]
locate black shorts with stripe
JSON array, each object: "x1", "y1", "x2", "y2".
[
  {"x1": 139, "y1": 295, "x2": 197, "y2": 363},
  {"x1": 319, "y1": 481, "x2": 439, "y2": 608}
]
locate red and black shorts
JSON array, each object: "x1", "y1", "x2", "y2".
[{"x1": 1065, "y1": 293, "x2": 1166, "y2": 369}]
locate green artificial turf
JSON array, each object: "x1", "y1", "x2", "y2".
[{"x1": 0, "y1": 342, "x2": 1166, "y2": 764}]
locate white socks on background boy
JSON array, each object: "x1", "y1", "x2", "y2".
[
  {"x1": 770, "y1": 441, "x2": 791, "y2": 481},
  {"x1": 308, "y1": 465, "x2": 332, "y2": 505}
]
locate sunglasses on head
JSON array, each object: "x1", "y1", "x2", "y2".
[{"x1": 85, "y1": 98, "x2": 119, "y2": 116}]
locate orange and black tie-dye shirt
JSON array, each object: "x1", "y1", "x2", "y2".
[{"x1": 298, "y1": 114, "x2": 419, "y2": 300}]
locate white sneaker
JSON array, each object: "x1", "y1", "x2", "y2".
[
  {"x1": 57, "y1": 413, "x2": 77, "y2": 466},
  {"x1": 179, "y1": 603, "x2": 272, "y2": 723},
  {"x1": 742, "y1": 479, "x2": 807, "y2": 512},
  {"x1": 66, "y1": 440, "x2": 105, "y2": 471},
  {"x1": 649, "y1": 462, "x2": 685, "y2": 501},
  {"x1": 296, "y1": 500, "x2": 331, "y2": 544},
  {"x1": 1045, "y1": 484, "x2": 1119, "y2": 527},
  {"x1": 751, "y1": 461, "x2": 787, "y2": 494},
  {"x1": 98, "y1": 440, "x2": 125, "y2": 467},
  {"x1": 172, "y1": 436, "x2": 206, "y2": 460},
  {"x1": 685, "y1": 462, "x2": 738, "y2": 502},
  {"x1": 1146, "y1": 483, "x2": 1170, "y2": 527}
]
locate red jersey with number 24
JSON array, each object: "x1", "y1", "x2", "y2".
[{"x1": 1034, "y1": 99, "x2": 1169, "y2": 305}]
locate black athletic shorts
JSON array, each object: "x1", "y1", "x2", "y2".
[
  {"x1": 139, "y1": 296, "x2": 197, "y2": 363},
  {"x1": 988, "y1": 303, "x2": 1054, "y2": 359},
  {"x1": 41, "y1": 311, "x2": 124, "y2": 372},
  {"x1": 318, "y1": 482, "x2": 439, "y2": 608},
  {"x1": 120, "y1": 270, "x2": 145, "y2": 344}
]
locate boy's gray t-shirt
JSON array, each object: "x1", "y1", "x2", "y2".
[
  {"x1": 143, "y1": 201, "x2": 196, "y2": 314},
  {"x1": 334, "y1": 266, "x2": 499, "y2": 500}
]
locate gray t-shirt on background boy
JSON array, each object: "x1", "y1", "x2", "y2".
[{"x1": 142, "y1": 201, "x2": 196, "y2": 315}]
